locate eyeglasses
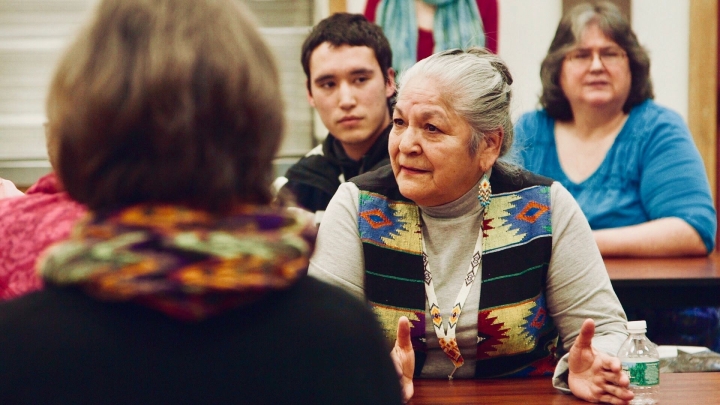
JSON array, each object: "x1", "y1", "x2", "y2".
[{"x1": 564, "y1": 47, "x2": 627, "y2": 68}]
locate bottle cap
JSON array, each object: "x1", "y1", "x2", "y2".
[{"x1": 626, "y1": 320, "x2": 647, "y2": 332}]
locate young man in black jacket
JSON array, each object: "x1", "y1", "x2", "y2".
[{"x1": 276, "y1": 13, "x2": 395, "y2": 223}]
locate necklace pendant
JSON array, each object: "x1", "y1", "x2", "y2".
[
  {"x1": 421, "y1": 221, "x2": 484, "y2": 382},
  {"x1": 439, "y1": 337, "x2": 464, "y2": 369}
]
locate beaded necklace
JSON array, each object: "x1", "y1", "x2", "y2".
[{"x1": 421, "y1": 174, "x2": 490, "y2": 379}]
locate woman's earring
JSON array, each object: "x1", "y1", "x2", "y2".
[{"x1": 477, "y1": 173, "x2": 491, "y2": 210}]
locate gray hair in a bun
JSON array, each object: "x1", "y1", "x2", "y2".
[{"x1": 396, "y1": 47, "x2": 516, "y2": 173}]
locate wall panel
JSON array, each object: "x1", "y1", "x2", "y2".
[{"x1": 0, "y1": 0, "x2": 316, "y2": 186}]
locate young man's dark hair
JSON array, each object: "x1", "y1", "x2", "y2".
[
  {"x1": 301, "y1": 13, "x2": 393, "y2": 90},
  {"x1": 275, "y1": 13, "x2": 395, "y2": 222}
]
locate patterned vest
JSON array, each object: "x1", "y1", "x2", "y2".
[{"x1": 352, "y1": 165, "x2": 559, "y2": 378}]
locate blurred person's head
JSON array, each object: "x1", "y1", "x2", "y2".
[
  {"x1": 300, "y1": 13, "x2": 395, "y2": 160},
  {"x1": 539, "y1": 1, "x2": 653, "y2": 121},
  {"x1": 46, "y1": 0, "x2": 282, "y2": 214}
]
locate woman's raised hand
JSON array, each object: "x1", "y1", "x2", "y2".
[
  {"x1": 568, "y1": 318, "x2": 634, "y2": 404},
  {"x1": 392, "y1": 316, "x2": 415, "y2": 403}
]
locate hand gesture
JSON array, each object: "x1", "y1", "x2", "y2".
[
  {"x1": 568, "y1": 318, "x2": 634, "y2": 404},
  {"x1": 391, "y1": 316, "x2": 415, "y2": 403}
]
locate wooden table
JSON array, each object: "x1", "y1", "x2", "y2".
[
  {"x1": 410, "y1": 372, "x2": 720, "y2": 404},
  {"x1": 605, "y1": 253, "x2": 720, "y2": 308}
]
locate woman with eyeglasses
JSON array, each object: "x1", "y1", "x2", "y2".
[{"x1": 514, "y1": 1, "x2": 716, "y2": 258}]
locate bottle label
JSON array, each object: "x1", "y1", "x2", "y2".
[{"x1": 622, "y1": 361, "x2": 660, "y2": 386}]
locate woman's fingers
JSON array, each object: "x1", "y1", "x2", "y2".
[
  {"x1": 391, "y1": 348, "x2": 403, "y2": 377},
  {"x1": 601, "y1": 353, "x2": 624, "y2": 373},
  {"x1": 597, "y1": 382, "x2": 634, "y2": 404},
  {"x1": 597, "y1": 365, "x2": 634, "y2": 404},
  {"x1": 393, "y1": 316, "x2": 415, "y2": 403},
  {"x1": 596, "y1": 353, "x2": 630, "y2": 390},
  {"x1": 574, "y1": 318, "x2": 596, "y2": 350},
  {"x1": 568, "y1": 326, "x2": 635, "y2": 405},
  {"x1": 599, "y1": 368, "x2": 629, "y2": 387},
  {"x1": 597, "y1": 393, "x2": 631, "y2": 405},
  {"x1": 396, "y1": 316, "x2": 412, "y2": 349}
]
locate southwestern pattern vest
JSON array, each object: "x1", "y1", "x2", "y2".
[{"x1": 352, "y1": 165, "x2": 559, "y2": 378}]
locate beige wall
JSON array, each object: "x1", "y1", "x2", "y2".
[{"x1": 0, "y1": 0, "x2": 318, "y2": 186}]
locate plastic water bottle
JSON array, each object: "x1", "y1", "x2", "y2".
[{"x1": 617, "y1": 320, "x2": 659, "y2": 404}]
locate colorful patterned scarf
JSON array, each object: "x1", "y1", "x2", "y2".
[{"x1": 39, "y1": 204, "x2": 316, "y2": 321}]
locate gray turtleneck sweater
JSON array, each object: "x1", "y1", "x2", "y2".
[{"x1": 309, "y1": 180, "x2": 627, "y2": 390}]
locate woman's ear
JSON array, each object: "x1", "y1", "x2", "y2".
[{"x1": 478, "y1": 128, "x2": 504, "y2": 172}]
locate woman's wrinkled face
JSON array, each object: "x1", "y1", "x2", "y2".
[
  {"x1": 389, "y1": 75, "x2": 498, "y2": 207},
  {"x1": 559, "y1": 23, "x2": 632, "y2": 113}
]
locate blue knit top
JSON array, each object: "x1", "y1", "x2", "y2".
[{"x1": 513, "y1": 100, "x2": 716, "y2": 252}]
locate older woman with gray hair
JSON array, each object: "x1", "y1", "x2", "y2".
[{"x1": 310, "y1": 47, "x2": 633, "y2": 404}]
